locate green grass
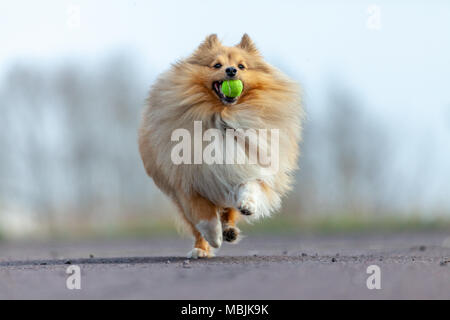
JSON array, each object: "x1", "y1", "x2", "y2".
[
  {"x1": 2, "y1": 213, "x2": 449, "y2": 242},
  {"x1": 81, "y1": 214, "x2": 450, "y2": 239},
  {"x1": 45, "y1": 219, "x2": 179, "y2": 241},
  {"x1": 241, "y1": 214, "x2": 450, "y2": 235}
]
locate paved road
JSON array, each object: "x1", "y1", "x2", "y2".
[{"x1": 0, "y1": 233, "x2": 449, "y2": 299}]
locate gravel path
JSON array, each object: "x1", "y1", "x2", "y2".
[{"x1": 1, "y1": 233, "x2": 449, "y2": 299}]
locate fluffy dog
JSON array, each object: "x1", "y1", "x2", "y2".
[{"x1": 139, "y1": 34, "x2": 303, "y2": 258}]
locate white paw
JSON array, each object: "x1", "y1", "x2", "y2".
[
  {"x1": 196, "y1": 218, "x2": 223, "y2": 249},
  {"x1": 238, "y1": 195, "x2": 257, "y2": 216},
  {"x1": 233, "y1": 181, "x2": 277, "y2": 219},
  {"x1": 236, "y1": 184, "x2": 259, "y2": 216},
  {"x1": 187, "y1": 248, "x2": 212, "y2": 259}
]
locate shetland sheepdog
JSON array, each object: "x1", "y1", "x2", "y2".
[{"x1": 139, "y1": 34, "x2": 303, "y2": 258}]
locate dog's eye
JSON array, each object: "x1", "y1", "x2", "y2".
[
  {"x1": 213, "y1": 63, "x2": 222, "y2": 69},
  {"x1": 238, "y1": 64, "x2": 245, "y2": 70}
]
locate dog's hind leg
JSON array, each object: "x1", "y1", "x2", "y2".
[
  {"x1": 220, "y1": 208, "x2": 241, "y2": 243},
  {"x1": 179, "y1": 193, "x2": 222, "y2": 258}
]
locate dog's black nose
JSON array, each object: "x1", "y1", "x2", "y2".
[{"x1": 226, "y1": 67, "x2": 237, "y2": 77}]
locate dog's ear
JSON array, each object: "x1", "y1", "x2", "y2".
[
  {"x1": 236, "y1": 34, "x2": 259, "y2": 54},
  {"x1": 198, "y1": 34, "x2": 221, "y2": 51},
  {"x1": 188, "y1": 34, "x2": 221, "y2": 64}
]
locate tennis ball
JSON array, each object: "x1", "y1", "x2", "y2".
[{"x1": 221, "y1": 80, "x2": 243, "y2": 98}]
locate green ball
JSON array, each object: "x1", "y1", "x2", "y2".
[{"x1": 221, "y1": 80, "x2": 243, "y2": 98}]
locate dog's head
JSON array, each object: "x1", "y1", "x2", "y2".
[{"x1": 186, "y1": 34, "x2": 270, "y2": 106}]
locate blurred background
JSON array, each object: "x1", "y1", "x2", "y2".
[{"x1": 1, "y1": 0, "x2": 449, "y2": 240}]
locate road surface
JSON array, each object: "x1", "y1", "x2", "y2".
[{"x1": 0, "y1": 233, "x2": 449, "y2": 299}]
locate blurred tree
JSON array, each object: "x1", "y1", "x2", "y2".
[
  {"x1": 287, "y1": 83, "x2": 390, "y2": 217},
  {"x1": 0, "y1": 61, "x2": 439, "y2": 236},
  {"x1": 325, "y1": 86, "x2": 389, "y2": 214},
  {"x1": 0, "y1": 57, "x2": 164, "y2": 234}
]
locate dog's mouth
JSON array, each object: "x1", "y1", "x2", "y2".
[{"x1": 212, "y1": 81, "x2": 241, "y2": 105}]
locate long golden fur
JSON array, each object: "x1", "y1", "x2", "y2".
[{"x1": 139, "y1": 34, "x2": 303, "y2": 258}]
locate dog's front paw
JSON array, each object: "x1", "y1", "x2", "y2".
[
  {"x1": 235, "y1": 183, "x2": 260, "y2": 216},
  {"x1": 223, "y1": 226, "x2": 240, "y2": 243},
  {"x1": 187, "y1": 248, "x2": 213, "y2": 259},
  {"x1": 238, "y1": 197, "x2": 257, "y2": 216}
]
